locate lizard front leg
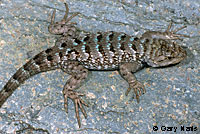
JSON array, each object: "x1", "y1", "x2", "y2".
[
  {"x1": 60, "y1": 60, "x2": 89, "y2": 128},
  {"x1": 119, "y1": 62, "x2": 146, "y2": 103}
]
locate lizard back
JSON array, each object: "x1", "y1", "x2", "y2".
[{"x1": 56, "y1": 31, "x2": 146, "y2": 70}]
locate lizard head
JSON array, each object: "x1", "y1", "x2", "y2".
[
  {"x1": 142, "y1": 23, "x2": 188, "y2": 67},
  {"x1": 143, "y1": 38, "x2": 187, "y2": 67}
]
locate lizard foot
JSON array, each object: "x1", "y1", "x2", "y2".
[
  {"x1": 48, "y1": 3, "x2": 79, "y2": 35},
  {"x1": 125, "y1": 81, "x2": 146, "y2": 103},
  {"x1": 63, "y1": 89, "x2": 88, "y2": 128}
]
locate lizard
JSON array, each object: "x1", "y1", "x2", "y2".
[{"x1": 0, "y1": 3, "x2": 189, "y2": 127}]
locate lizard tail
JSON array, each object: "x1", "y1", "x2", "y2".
[{"x1": 0, "y1": 49, "x2": 60, "y2": 107}]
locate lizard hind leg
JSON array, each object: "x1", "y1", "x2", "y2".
[
  {"x1": 60, "y1": 61, "x2": 89, "y2": 128},
  {"x1": 48, "y1": 3, "x2": 79, "y2": 35}
]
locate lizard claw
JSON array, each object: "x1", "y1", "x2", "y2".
[
  {"x1": 63, "y1": 90, "x2": 88, "y2": 128},
  {"x1": 125, "y1": 81, "x2": 146, "y2": 103}
]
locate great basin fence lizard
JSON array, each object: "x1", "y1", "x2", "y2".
[{"x1": 0, "y1": 3, "x2": 189, "y2": 127}]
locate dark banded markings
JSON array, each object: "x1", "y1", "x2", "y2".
[
  {"x1": 120, "y1": 42, "x2": 125, "y2": 50},
  {"x1": 108, "y1": 32, "x2": 114, "y2": 41},
  {"x1": 83, "y1": 36, "x2": 90, "y2": 42},
  {"x1": 97, "y1": 34, "x2": 103, "y2": 42},
  {"x1": 47, "y1": 55, "x2": 53, "y2": 61},
  {"x1": 74, "y1": 38, "x2": 82, "y2": 44},
  {"x1": 59, "y1": 52, "x2": 63, "y2": 58},
  {"x1": 120, "y1": 34, "x2": 126, "y2": 41},
  {"x1": 45, "y1": 48, "x2": 53, "y2": 53},
  {"x1": 85, "y1": 45, "x2": 91, "y2": 53},
  {"x1": 132, "y1": 44, "x2": 137, "y2": 51},
  {"x1": 61, "y1": 42, "x2": 67, "y2": 48},
  {"x1": 109, "y1": 43, "x2": 115, "y2": 53}
]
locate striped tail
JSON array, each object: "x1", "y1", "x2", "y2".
[{"x1": 0, "y1": 50, "x2": 59, "y2": 107}]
